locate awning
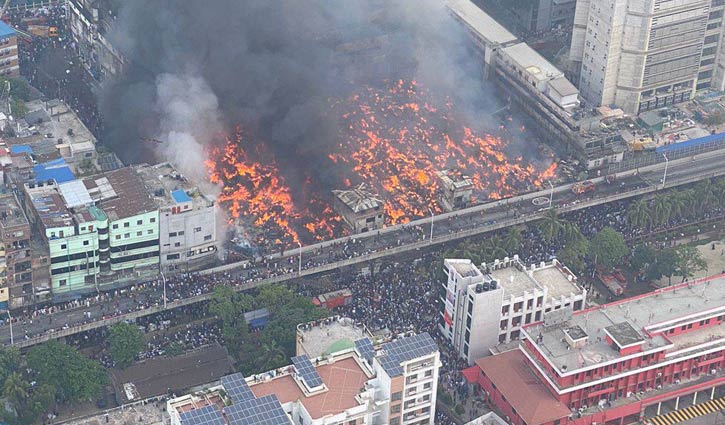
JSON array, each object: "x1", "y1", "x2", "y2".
[{"x1": 462, "y1": 366, "x2": 480, "y2": 383}]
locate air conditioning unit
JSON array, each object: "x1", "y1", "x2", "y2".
[
  {"x1": 656, "y1": 385, "x2": 662, "y2": 390},
  {"x1": 675, "y1": 379, "x2": 681, "y2": 384},
  {"x1": 626, "y1": 391, "x2": 634, "y2": 397},
  {"x1": 711, "y1": 369, "x2": 717, "y2": 375},
  {"x1": 657, "y1": 372, "x2": 662, "y2": 377}
]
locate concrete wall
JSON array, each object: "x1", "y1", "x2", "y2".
[{"x1": 159, "y1": 205, "x2": 217, "y2": 271}]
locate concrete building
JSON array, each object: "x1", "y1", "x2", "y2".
[
  {"x1": 0, "y1": 191, "x2": 34, "y2": 309},
  {"x1": 473, "y1": 273, "x2": 725, "y2": 425},
  {"x1": 440, "y1": 256, "x2": 586, "y2": 365},
  {"x1": 493, "y1": 0, "x2": 577, "y2": 34},
  {"x1": 67, "y1": 0, "x2": 125, "y2": 81},
  {"x1": 0, "y1": 21, "x2": 19, "y2": 77},
  {"x1": 437, "y1": 170, "x2": 474, "y2": 212},
  {"x1": 24, "y1": 167, "x2": 160, "y2": 299},
  {"x1": 569, "y1": 0, "x2": 725, "y2": 115},
  {"x1": 136, "y1": 163, "x2": 218, "y2": 272},
  {"x1": 167, "y1": 327, "x2": 440, "y2": 425},
  {"x1": 333, "y1": 184, "x2": 385, "y2": 234}
]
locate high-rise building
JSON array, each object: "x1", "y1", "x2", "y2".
[
  {"x1": 167, "y1": 326, "x2": 441, "y2": 425},
  {"x1": 440, "y1": 257, "x2": 586, "y2": 365},
  {"x1": 473, "y1": 274, "x2": 725, "y2": 425},
  {"x1": 570, "y1": 0, "x2": 725, "y2": 115}
]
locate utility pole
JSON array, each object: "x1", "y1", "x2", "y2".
[
  {"x1": 160, "y1": 271, "x2": 167, "y2": 309},
  {"x1": 297, "y1": 242, "x2": 302, "y2": 276},
  {"x1": 662, "y1": 153, "x2": 669, "y2": 188},
  {"x1": 7, "y1": 311, "x2": 12, "y2": 345},
  {"x1": 548, "y1": 180, "x2": 554, "y2": 208}
]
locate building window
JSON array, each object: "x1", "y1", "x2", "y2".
[
  {"x1": 174, "y1": 242, "x2": 181, "y2": 247},
  {"x1": 83, "y1": 240, "x2": 89, "y2": 246},
  {"x1": 115, "y1": 235, "x2": 121, "y2": 240},
  {"x1": 423, "y1": 382, "x2": 431, "y2": 390},
  {"x1": 124, "y1": 233, "x2": 130, "y2": 238},
  {"x1": 204, "y1": 234, "x2": 212, "y2": 241},
  {"x1": 390, "y1": 418, "x2": 400, "y2": 425},
  {"x1": 137, "y1": 231, "x2": 142, "y2": 236},
  {"x1": 391, "y1": 404, "x2": 401, "y2": 414},
  {"x1": 137, "y1": 220, "x2": 143, "y2": 225},
  {"x1": 178, "y1": 231, "x2": 184, "y2": 236},
  {"x1": 194, "y1": 227, "x2": 202, "y2": 232},
  {"x1": 392, "y1": 391, "x2": 402, "y2": 401},
  {"x1": 112, "y1": 224, "x2": 118, "y2": 229},
  {"x1": 150, "y1": 217, "x2": 156, "y2": 223},
  {"x1": 167, "y1": 254, "x2": 180, "y2": 260},
  {"x1": 124, "y1": 222, "x2": 130, "y2": 228},
  {"x1": 147, "y1": 229, "x2": 153, "y2": 235},
  {"x1": 59, "y1": 279, "x2": 67, "y2": 286},
  {"x1": 169, "y1": 232, "x2": 177, "y2": 237},
  {"x1": 60, "y1": 244, "x2": 67, "y2": 249}
]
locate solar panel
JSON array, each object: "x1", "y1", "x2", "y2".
[
  {"x1": 377, "y1": 333, "x2": 438, "y2": 376},
  {"x1": 354, "y1": 338, "x2": 375, "y2": 363},
  {"x1": 221, "y1": 373, "x2": 254, "y2": 402},
  {"x1": 224, "y1": 394, "x2": 290, "y2": 425},
  {"x1": 291, "y1": 354, "x2": 324, "y2": 388},
  {"x1": 180, "y1": 405, "x2": 225, "y2": 425}
]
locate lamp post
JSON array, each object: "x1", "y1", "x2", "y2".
[
  {"x1": 427, "y1": 207, "x2": 435, "y2": 243},
  {"x1": 548, "y1": 180, "x2": 554, "y2": 208},
  {"x1": 160, "y1": 271, "x2": 167, "y2": 309},
  {"x1": 7, "y1": 311, "x2": 12, "y2": 345},
  {"x1": 661, "y1": 153, "x2": 669, "y2": 188},
  {"x1": 297, "y1": 242, "x2": 302, "y2": 276}
]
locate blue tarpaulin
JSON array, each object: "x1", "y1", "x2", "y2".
[
  {"x1": 656, "y1": 132, "x2": 725, "y2": 154},
  {"x1": 9, "y1": 145, "x2": 32, "y2": 155},
  {"x1": 171, "y1": 189, "x2": 192, "y2": 203},
  {"x1": 33, "y1": 158, "x2": 75, "y2": 184}
]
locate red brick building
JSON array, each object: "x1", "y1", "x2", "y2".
[{"x1": 473, "y1": 274, "x2": 725, "y2": 425}]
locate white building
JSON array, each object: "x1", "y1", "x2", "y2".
[
  {"x1": 135, "y1": 163, "x2": 218, "y2": 272},
  {"x1": 570, "y1": 0, "x2": 725, "y2": 115},
  {"x1": 167, "y1": 327, "x2": 440, "y2": 425},
  {"x1": 440, "y1": 256, "x2": 586, "y2": 365}
]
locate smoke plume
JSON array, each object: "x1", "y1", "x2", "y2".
[{"x1": 99, "y1": 0, "x2": 502, "y2": 175}]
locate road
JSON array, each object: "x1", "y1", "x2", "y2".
[{"x1": 3, "y1": 150, "x2": 725, "y2": 348}]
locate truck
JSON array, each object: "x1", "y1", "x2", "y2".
[
  {"x1": 572, "y1": 180, "x2": 595, "y2": 195},
  {"x1": 312, "y1": 288, "x2": 353, "y2": 310}
]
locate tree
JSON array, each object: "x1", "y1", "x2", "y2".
[
  {"x1": 627, "y1": 199, "x2": 651, "y2": 230},
  {"x1": 674, "y1": 245, "x2": 707, "y2": 282},
  {"x1": 666, "y1": 191, "x2": 689, "y2": 220},
  {"x1": 630, "y1": 244, "x2": 655, "y2": 275},
  {"x1": 502, "y1": 226, "x2": 522, "y2": 253},
  {"x1": 538, "y1": 208, "x2": 564, "y2": 242},
  {"x1": 209, "y1": 285, "x2": 253, "y2": 355},
  {"x1": 648, "y1": 248, "x2": 679, "y2": 285},
  {"x1": 108, "y1": 322, "x2": 145, "y2": 368},
  {"x1": 0, "y1": 346, "x2": 20, "y2": 387},
  {"x1": 26, "y1": 340, "x2": 106, "y2": 404},
  {"x1": 651, "y1": 196, "x2": 672, "y2": 226},
  {"x1": 2, "y1": 372, "x2": 28, "y2": 408},
  {"x1": 693, "y1": 180, "x2": 717, "y2": 211},
  {"x1": 589, "y1": 228, "x2": 628, "y2": 272}
]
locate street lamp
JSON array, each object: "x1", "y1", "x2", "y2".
[
  {"x1": 662, "y1": 153, "x2": 669, "y2": 188},
  {"x1": 160, "y1": 271, "x2": 167, "y2": 309},
  {"x1": 427, "y1": 207, "x2": 435, "y2": 243},
  {"x1": 548, "y1": 180, "x2": 554, "y2": 208},
  {"x1": 7, "y1": 311, "x2": 12, "y2": 345},
  {"x1": 297, "y1": 242, "x2": 303, "y2": 276}
]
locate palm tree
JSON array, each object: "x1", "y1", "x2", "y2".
[
  {"x1": 652, "y1": 196, "x2": 672, "y2": 226},
  {"x1": 667, "y1": 192, "x2": 688, "y2": 220},
  {"x1": 713, "y1": 178, "x2": 725, "y2": 209},
  {"x1": 694, "y1": 179, "x2": 717, "y2": 211},
  {"x1": 627, "y1": 199, "x2": 651, "y2": 230},
  {"x1": 261, "y1": 340, "x2": 288, "y2": 370},
  {"x1": 481, "y1": 234, "x2": 508, "y2": 262},
  {"x1": 539, "y1": 208, "x2": 564, "y2": 242},
  {"x1": 502, "y1": 226, "x2": 522, "y2": 253},
  {"x1": 561, "y1": 222, "x2": 587, "y2": 249},
  {"x1": 3, "y1": 372, "x2": 28, "y2": 408}
]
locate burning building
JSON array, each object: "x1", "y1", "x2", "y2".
[
  {"x1": 436, "y1": 169, "x2": 474, "y2": 212},
  {"x1": 332, "y1": 184, "x2": 384, "y2": 234}
]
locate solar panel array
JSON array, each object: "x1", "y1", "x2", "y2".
[
  {"x1": 179, "y1": 405, "x2": 225, "y2": 425},
  {"x1": 224, "y1": 394, "x2": 290, "y2": 425},
  {"x1": 291, "y1": 354, "x2": 324, "y2": 388},
  {"x1": 221, "y1": 373, "x2": 254, "y2": 403},
  {"x1": 377, "y1": 332, "x2": 437, "y2": 377},
  {"x1": 354, "y1": 338, "x2": 375, "y2": 363}
]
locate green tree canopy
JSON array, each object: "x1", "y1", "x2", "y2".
[
  {"x1": 108, "y1": 322, "x2": 145, "y2": 369},
  {"x1": 26, "y1": 340, "x2": 106, "y2": 404},
  {"x1": 589, "y1": 228, "x2": 628, "y2": 272},
  {"x1": 674, "y1": 245, "x2": 707, "y2": 282},
  {"x1": 630, "y1": 244, "x2": 655, "y2": 274},
  {"x1": 647, "y1": 248, "x2": 679, "y2": 285},
  {"x1": 209, "y1": 285, "x2": 253, "y2": 355}
]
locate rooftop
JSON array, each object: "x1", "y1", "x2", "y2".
[
  {"x1": 0, "y1": 192, "x2": 28, "y2": 229},
  {"x1": 28, "y1": 189, "x2": 73, "y2": 230},
  {"x1": 296, "y1": 316, "x2": 371, "y2": 359},
  {"x1": 87, "y1": 168, "x2": 157, "y2": 221},
  {"x1": 523, "y1": 274, "x2": 725, "y2": 375},
  {"x1": 446, "y1": 0, "x2": 518, "y2": 46},
  {"x1": 0, "y1": 21, "x2": 16, "y2": 39},
  {"x1": 476, "y1": 349, "x2": 570, "y2": 424},
  {"x1": 487, "y1": 258, "x2": 580, "y2": 300},
  {"x1": 446, "y1": 258, "x2": 483, "y2": 279},
  {"x1": 250, "y1": 356, "x2": 368, "y2": 420},
  {"x1": 548, "y1": 76, "x2": 579, "y2": 97},
  {"x1": 501, "y1": 42, "x2": 564, "y2": 83},
  {"x1": 333, "y1": 183, "x2": 382, "y2": 213},
  {"x1": 135, "y1": 163, "x2": 215, "y2": 210},
  {"x1": 21, "y1": 100, "x2": 97, "y2": 149},
  {"x1": 377, "y1": 332, "x2": 438, "y2": 377}
]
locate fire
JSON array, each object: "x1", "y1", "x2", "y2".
[{"x1": 207, "y1": 80, "x2": 557, "y2": 248}]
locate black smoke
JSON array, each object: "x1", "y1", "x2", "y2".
[{"x1": 100, "y1": 0, "x2": 503, "y2": 184}]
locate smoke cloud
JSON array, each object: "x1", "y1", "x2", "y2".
[{"x1": 100, "y1": 0, "x2": 502, "y2": 174}]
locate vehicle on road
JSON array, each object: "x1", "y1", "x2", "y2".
[{"x1": 572, "y1": 180, "x2": 595, "y2": 195}]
